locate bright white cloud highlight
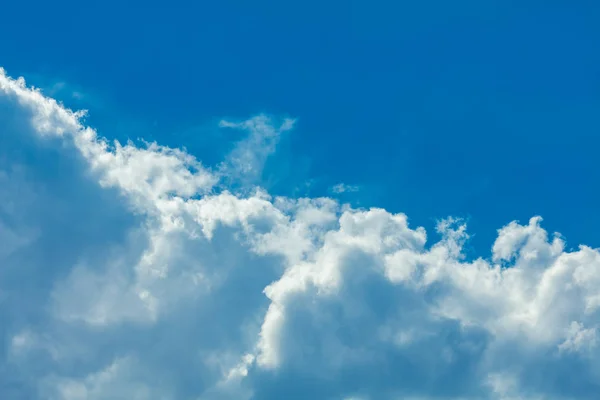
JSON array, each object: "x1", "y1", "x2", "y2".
[{"x1": 1, "y1": 68, "x2": 600, "y2": 399}]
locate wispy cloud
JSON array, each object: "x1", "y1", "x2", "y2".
[
  {"x1": 218, "y1": 115, "x2": 295, "y2": 186},
  {"x1": 331, "y1": 182, "x2": 360, "y2": 194}
]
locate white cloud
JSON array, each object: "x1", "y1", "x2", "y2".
[
  {"x1": 331, "y1": 183, "x2": 360, "y2": 194},
  {"x1": 1, "y1": 68, "x2": 600, "y2": 399},
  {"x1": 218, "y1": 115, "x2": 295, "y2": 185},
  {"x1": 41, "y1": 357, "x2": 170, "y2": 400},
  {"x1": 558, "y1": 321, "x2": 597, "y2": 354}
]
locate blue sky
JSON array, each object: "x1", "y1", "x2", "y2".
[{"x1": 1, "y1": 1, "x2": 600, "y2": 399}]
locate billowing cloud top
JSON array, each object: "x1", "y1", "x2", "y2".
[{"x1": 1, "y1": 68, "x2": 600, "y2": 400}]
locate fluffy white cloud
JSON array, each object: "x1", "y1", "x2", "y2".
[{"x1": 1, "y1": 68, "x2": 600, "y2": 399}]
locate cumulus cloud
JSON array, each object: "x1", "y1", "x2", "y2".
[{"x1": 1, "y1": 68, "x2": 600, "y2": 399}]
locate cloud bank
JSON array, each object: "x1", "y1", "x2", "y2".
[{"x1": 1, "y1": 68, "x2": 599, "y2": 399}]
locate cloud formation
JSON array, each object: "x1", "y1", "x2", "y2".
[
  {"x1": 331, "y1": 183, "x2": 360, "y2": 194},
  {"x1": 1, "y1": 68, "x2": 600, "y2": 399}
]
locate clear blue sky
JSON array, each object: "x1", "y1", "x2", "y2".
[{"x1": 1, "y1": 1, "x2": 600, "y2": 399}]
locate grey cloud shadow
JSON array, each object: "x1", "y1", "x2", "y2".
[
  {"x1": 0, "y1": 96, "x2": 143, "y2": 396},
  {"x1": 248, "y1": 250, "x2": 493, "y2": 400},
  {"x1": 20, "y1": 223, "x2": 284, "y2": 398}
]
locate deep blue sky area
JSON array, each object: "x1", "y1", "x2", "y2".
[{"x1": 1, "y1": 0, "x2": 599, "y2": 255}]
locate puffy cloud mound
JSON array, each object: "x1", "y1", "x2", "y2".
[{"x1": 1, "y1": 68, "x2": 599, "y2": 399}]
